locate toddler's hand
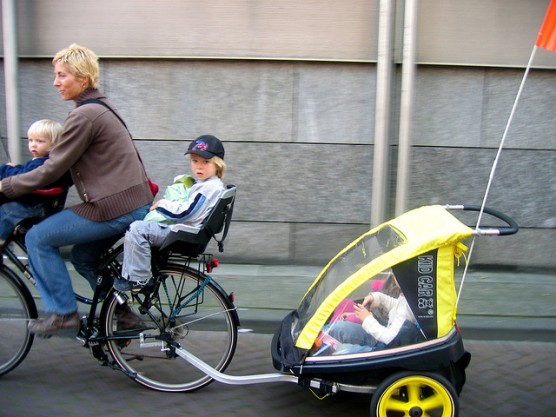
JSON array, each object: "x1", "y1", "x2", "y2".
[
  {"x1": 363, "y1": 293, "x2": 375, "y2": 307},
  {"x1": 354, "y1": 303, "x2": 371, "y2": 321},
  {"x1": 149, "y1": 200, "x2": 161, "y2": 211},
  {"x1": 340, "y1": 312, "x2": 357, "y2": 321}
]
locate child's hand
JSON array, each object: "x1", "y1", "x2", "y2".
[
  {"x1": 149, "y1": 200, "x2": 161, "y2": 211},
  {"x1": 354, "y1": 303, "x2": 371, "y2": 321},
  {"x1": 363, "y1": 293, "x2": 375, "y2": 307}
]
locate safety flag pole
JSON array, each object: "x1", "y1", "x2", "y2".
[{"x1": 457, "y1": 0, "x2": 556, "y2": 306}]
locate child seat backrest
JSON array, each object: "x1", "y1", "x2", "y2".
[
  {"x1": 32, "y1": 187, "x2": 69, "y2": 218},
  {"x1": 158, "y1": 185, "x2": 236, "y2": 257}
]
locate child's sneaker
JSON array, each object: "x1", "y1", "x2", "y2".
[{"x1": 113, "y1": 276, "x2": 150, "y2": 292}]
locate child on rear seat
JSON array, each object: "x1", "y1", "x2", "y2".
[
  {"x1": 114, "y1": 134, "x2": 226, "y2": 292},
  {"x1": 0, "y1": 119, "x2": 63, "y2": 250}
]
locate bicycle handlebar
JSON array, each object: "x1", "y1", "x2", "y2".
[{"x1": 445, "y1": 204, "x2": 519, "y2": 236}]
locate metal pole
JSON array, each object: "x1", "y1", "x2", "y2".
[
  {"x1": 2, "y1": 0, "x2": 21, "y2": 163},
  {"x1": 371, "y1": 0, "x2": 396, "y2": 227},
  {"x1": 395, "y1": 0, "x2": 418, "y2": 216}
]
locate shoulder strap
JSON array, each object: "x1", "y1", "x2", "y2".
[
  {"x1": 79, "y1": 98, "x2": 128, "y2": 130},
  {"x1": 79, "y1": 99, "x2": 156, "y2": 195}
]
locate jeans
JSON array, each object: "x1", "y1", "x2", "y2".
[
  {"x1": 0, "y1": 200, "x2": 45, "y2": 240},
  {"x1": 327, "y1": 320, "x2": 376, "y2": 346},
  {"x1": 326, "y1": 320, "x2": 380, "y2": 355},
  {"x1": 25, "y1": 204, "x2": 150, "y2": 315},
  {"x1": 121, "y1": 220, "x2": 172, "y2": 282}
]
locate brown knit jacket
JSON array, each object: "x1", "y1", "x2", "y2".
[{"x1": 1, "y1": 89, "x2": 153, "y2": 221}]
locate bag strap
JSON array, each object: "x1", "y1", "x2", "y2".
[
  {"x1": 80, "y1": 98, "x2": 158, "y2": 196},
  {"x1": 79, "y1": 98, "x2": 129, "y2": 131},
  {"x1": 79, "y1": 98, "x2": 151, "y2": 181}
]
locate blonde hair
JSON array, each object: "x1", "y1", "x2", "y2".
[
  {"x1": 211, "y1": 156, "x2": 227, "y2": 179},
  {"x1": 52, "y1": 43, "x2": 99, "y2": 89},
  {"x1": 27, "y1": 119, "x2": 63, "y2": 147}
]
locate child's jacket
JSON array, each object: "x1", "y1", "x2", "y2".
[{"x1": 145, "y1": 175, "x2": 224, "y2": 230}]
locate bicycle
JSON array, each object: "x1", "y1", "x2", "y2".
[{"x1": 0, "y1": 185, "x2": 238, "y2": 393}]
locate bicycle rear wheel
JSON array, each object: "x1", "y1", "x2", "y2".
[
  {"x1": 0, "y1": 266, "x2": 37, "y2": 376},
  {"x1": 103, "y1": 263, "x2": 238, "y2": 392}
]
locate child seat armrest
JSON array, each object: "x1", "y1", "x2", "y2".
[
  {"x1": 31, "y1": 187, "x2": 66, "y2": 196},
  {"x1": 170, "y1": 224, "x2": 201, "y2": 235}
]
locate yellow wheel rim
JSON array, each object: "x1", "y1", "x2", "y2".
[{"x1": 376, "y1": 375, "x2": 455, "y2": 417}]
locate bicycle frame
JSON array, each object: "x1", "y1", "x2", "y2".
[
  {"x1": 1, "y1": 238, "x2": 112, "y2": 345},
  {"x1": 1, "y1": 185, "x2": 241, "y2": 391},
  {"x1": 1, "y1": 234, "x2": 242, "y2": 387}
]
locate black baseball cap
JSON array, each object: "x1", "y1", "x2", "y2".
[{"x1": 185, "y1": 135, "x2": 225, "y2": 159}]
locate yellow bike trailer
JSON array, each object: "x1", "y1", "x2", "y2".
[
  {"x1": 170, "y1": 204, "x2": 516, "y2": 417},
  {"x1": 270, "y1": 204, "x2": 517, "y2": 417}
]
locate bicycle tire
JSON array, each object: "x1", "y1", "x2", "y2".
[
  {"x1": 103, "y1": 261, "x2": 238, "y2": 392},
  {"x1": 0, "y1": 266, "x2": 37, "y2": 376}
]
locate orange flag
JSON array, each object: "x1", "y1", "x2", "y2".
[{"x1": 537, "y1": 0, "x2": 556, "y2": 51}]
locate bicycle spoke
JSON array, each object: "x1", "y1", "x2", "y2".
[
  {"x1": 0, "y1": 268, "x2": 36, "y2": 376},
  {"x1": 103, "y1": 262, "x2": 237, "y2": 392}
]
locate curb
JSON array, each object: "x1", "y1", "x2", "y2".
[{"x1": 236, "y1": 308, "x2": 556, "y2": 342}]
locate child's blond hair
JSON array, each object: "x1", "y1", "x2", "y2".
[
  {"x1": 27, "y1": 119, "x2": 63, "y2": 147},
  {"x1": 211, "y1": 156, "x2": 227, "y2": 179}
]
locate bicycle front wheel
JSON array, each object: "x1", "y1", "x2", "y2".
[
  {"x1": 103, "y1": 263, "x2": 238, "y2": 392},
  {"x1": 0, "y1": 266, "x2": 37, "y2": 376}
]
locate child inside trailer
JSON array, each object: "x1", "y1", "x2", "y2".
[{"x1": 315, "y1": 273, "x2": 426, "y2": 355}]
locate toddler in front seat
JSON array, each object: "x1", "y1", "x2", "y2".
[{"x1": 0, "y1": 119, "x2": 64, "y2": 251}]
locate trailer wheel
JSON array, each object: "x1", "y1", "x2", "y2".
[{"x1": 370, "y1": 371, "x2": 459, "y2": 417}]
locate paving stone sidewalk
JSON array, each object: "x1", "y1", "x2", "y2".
[{"x1": 1, "y1": 334, "x2": 555, "y2": 417}]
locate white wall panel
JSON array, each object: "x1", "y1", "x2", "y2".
[
  {"x1": 418, "y1": 0, "x2": 556, "y2": 68},
  {"x1": 2, "y1": 0, "x2": 556, "y2": 67},
  {"x1": 3, "y1": 0, "x2": 378, "y2": 61}
]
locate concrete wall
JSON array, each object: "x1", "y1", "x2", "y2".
[
  {"x1": 4, "y1": 0, "x2": 556, "y2": 68},
  {"x1": 1, "y1": 1, "x2": 556, "y2": 269}
]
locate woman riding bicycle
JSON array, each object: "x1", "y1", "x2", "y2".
[{"x1": 0, "y1": 43, "x2": 153, "y2": 335}]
